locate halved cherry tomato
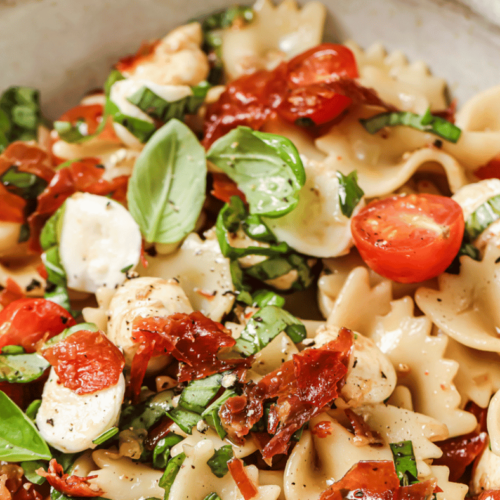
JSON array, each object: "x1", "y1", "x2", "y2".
[
  {"x1": 475, "y1": 156, "x2": 500, "y2": 180},
  {"x1": 0, "y1": 298, "x2": 75, "y2": 353},
  {"x1": 351, "y1": 194, "x2": 464, "y2": 283},
  {"x1": 211, "y1": 173, "x2": 247, "y2": 204},
  {"x1": 286, "y1": 43, "x2": 359, "y2": 87}
]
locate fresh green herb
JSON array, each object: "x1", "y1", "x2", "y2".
[
  {"x1": 120, "y1": 390, "x2": 175, "y2": 431},
  {"x1": 251, "y1": 290, "x2": 285, "y2": 308},
  {"x1": 20, "y1": 460, "x2": 47, "y2": 485},
  {"x1": 206, "y1": 445, "x2": 233, "y2": 478},
  {"x1": 92, "y1": 427, "x2": 119, "y2": 446},
  {"x1": 207, "y1": 127, "x2": 306, "y2": 217},
  {"x1": 235, "y1": 305, "x2": 306, "y2": 356},
  {"x1": 2, "y1": 345, "x2": 25, "y2": 354},
  {"x1": 242, "y1": 214, "x2": 277, "y2": 243},
  {"x1": 120, "y1": 264, "x2": 133, "y2": 273},
  {"x1": 0, "y1": 391, "x2": 51, "y2": 461},
  {"x1": 0, "y1": 165, "x2": 48, "y2": 200},
  {"x1": 165, "y1": 408, "x2": 202, "y2": 435},
  {"x1": 459, "y1": 241, "x2": 480, "y2": 260},
  {"x1": 104, "y1": 70, "x2": 126, "y2": 97},
  {"x1": 53, "y1": 120, "x2": 87, "y2": 143},
  {"x1": 105, "y1": 98, "x2": 156, "y2": 143},
  {"x1": 360, "y1": 109, "x2": 462, "y2": 143},
  {"x1": 159, "y1": 452, "x2": 186, "y2": 498},
  {"x1": 152, "y1": 433, "x2": 184, "y2": 469},
  {"x1": 465, "y1": 194, "x2": 500, "y2": 241},
  {"x1": 336, "y1": 171, "x2": 364, "y2": 218},
  {"x1": 390, "y1": 440, "x2": 418, "y2": 486},
  {"x1": 0, "y1": 352, "x2": 50, "y2": 383},
  {"x1": 202, "y1": 5, "x2": 254, "y2": 31},
  {"x1": 203, "y1": 494, "x2": 222, "y2": 500},
  {"x1": 230, "y1": 260, "x2": 253, "y2": 305},
  {"x1": 51, "y1": 489, "x2": 111, "y2": 500},
  {"x1": 127, "y1": 81, "x2": 211, "y2": 123},
  {"x1": 127, "y1": 119, "x2": 207, "y2": 244},
  {"x1": 179, "y1": 373, "x2": 224, "y2": 414},
  {"x1": 201, "y1": 389, "x2": 237, "y2": 440},
  {"x1": 25, "y1": 399, "x2": 42, "y2": 421}
]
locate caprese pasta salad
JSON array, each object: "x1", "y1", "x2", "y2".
[{"x1": 1, "y1": 1, "x2": 500, "y2": 500}]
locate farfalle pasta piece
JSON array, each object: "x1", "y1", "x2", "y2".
[
  {"x1": 367, "y1": 297, "x2": 477, "y2": 437},
  {"x1": 315, "y1": 105, "x2": 468, "y2": 198},
  {"x1": 415, "y1": 243, "x2": 500, "y2": 353},
  {"x1": 345, "y1": 41, "x2": 447, "y2": 113},
  {"x1": 427, "y1": 466, "x2": 468, "y2": 500},
  {"x1": 471, "y1": 445, "x2": 500, "y2": 495},
  {"x1": 488, "y1": 389, "x2": 500, "y2": 457},
  {"x1": 221, "y1": 0, "x2": 326, "y2": 80}
]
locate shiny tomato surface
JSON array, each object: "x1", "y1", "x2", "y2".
[
  {"x1": 351, "y1": 194, "x2": 465, "y2": 283},
  {"x1": 0, "y1": 298, "x2": 75, "y2": 352}
]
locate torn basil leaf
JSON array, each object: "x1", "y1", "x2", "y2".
[
  {"x1": 251, "y1": 290, "x2": 285, "y2": 308},
  {"x1": 203, "y1": 494, "x2": 222, "y2": 500},
  {"x1": 207, "y1": 127, "x2": 306, "y2": 217},
  {"x1": 127, "y1": 119, "x2": 207, "y2": 244},
  {"x1": 360, "y1": 109, "x2": 462, "y2": 143},
  {"x1": 0, "y1": 165, "x2": 48, "y2": 201},
  {"x1": 104, "y1": 70, "x2": 125, "y2": 97},
  {"x1": 235, "y1": 305, "x2": 306, "y2": 356},
  {"x1": 230, "y1": 260, "x2": 253, "y2": 306},
  {"x1": 25, "y1": 399, "x2": 41, "y2": 422},
  {"x1": 120, "y1": 390, "x2": 175, "y2": 431},
  {"x1": 202, "y1": 389, "x2": 237, "y2": 440},
  {"x1": 166, "y1": 408, "x2": 202, "y2": 435},
  {"x1": 465, "y1": 194, "x2": 500, "y2": 241},
  {"x1": 2, "y1": 346, "x2": 25, "y2": 354},
  {"x1": 206, "y1": 445, "x2": 233, "y2": 478},
  {"x1": 159, "y1": 452, "x2": 186, "y2": 497},
  {"x1": 152, "y1": 433, "x2": 184, "y2": 469},
  {"x1": 21, "y1": 460, "x2": 47, "y2": 485},
  {"x1": 105, "y1": 98, "x2": 156, "y2": 143},
  {"x1": 390, "y1": 440, "x2": 419, "y2": 486},
  {"x1": 179, "y1": 373, "x2": 224, "y2": 414},
  {"x1": 0, "y1": 352, "x2": 50, "y2": 383},
  {"x1": 92, "y1": 427, "x2": 119, "y2": 446},
  {"x1": 336, "y1": 171, "x2": 364, "y2": 218}
]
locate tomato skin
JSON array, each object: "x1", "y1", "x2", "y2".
[
  {"x1": 351, "y1": 194, "x2": 465, "y2": 283},
  {"x1": 475, "y1": 156, "x2": 500, "y2": 180},
  {"x1": 0, "y1": 278, "x2": 25, "y2": 309},
  {"x1": 211, "y1": 173, "x2": 247, "y2": 203},
  {"x1": 0, "y1": 298, "x2": 75, "y2": 353}
]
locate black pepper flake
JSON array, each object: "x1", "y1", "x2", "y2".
[{"x1": 46, "y1": 419, "x2": 54, "y2": 426}]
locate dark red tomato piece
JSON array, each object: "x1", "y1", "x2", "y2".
[
  {"x1": 351, "y1": 194, "x2": 465, "y2": 283},
  {"x1": 311, "y1": 420, "x2": 333, "y2": 438},
  {"x1": 475, "y1": 156, "x2": 500, "y2": 180},
  {"x1": 211, "y1": 173, "x2": 247, "y2": 204},
  {"x1": 228, "y1": 458, "x2": 259, "y2": 500},
  {"x1": 479, "y1": 492, "x2": 500, "y2": 500},
  {"x1": 286, "y1": 43, "x2": 358, "y2": 88},
  {"x1": 42, "y1": 330, "x2": 125, "y2": 394},
  {"x1": 0, "y1": 298, "x2": 75, "y2": 353},
  {"x1": 115, "y1": 40, "x2": 160, "y2": 74},
  {"x1": 277, "y1": 84, "x2": 352, "y2": 126}
]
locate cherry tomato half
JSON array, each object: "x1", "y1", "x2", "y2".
[
  {"x1": 286, "y1": 43, "x2": 359, "y2": 87},
  {"x1": 0, "y1": 298, "x2": 75, "y2": 353},
  {"x1": 351, "y1": 194, "x2": 464, "y2": 283}
]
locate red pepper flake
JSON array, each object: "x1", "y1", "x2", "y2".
[
  {"x1": 130, "y1": 312, "x2": 252, "y2": 401},
  {"x1": 344, "y1": 409, "x2": 384, "y2": 447},
  {"x1": 220, "y1": 327, "x2": 353, "y2": 459},
  {"x1": 211, "y1": 173, "x2": 247, "y2": 204},
  {"x1": 319, "y1": 460, "x2": 436, "y2": 500},
  {"x1": 227, "y1": 458, "x2": 259, "y2": 500},
  {"x1": 42, "y1": 330, "x2": 125, "y2": 395},
  {"x1": 37, "y1": 459, "x2": 103, "y2": 497},
  {"x1": 311, "y1": 420, "x2": 333, "y2": 438},
  {"x1": 0, "y1": 279, "x2": 25, "y2": 309}
]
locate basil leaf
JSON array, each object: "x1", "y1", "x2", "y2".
[
  {"x1": 120, "y1": 390, "x2": 175, "y2": 431},
  {"x1": 104, "y1": 70, "x2": 125, "y2": 97},
  {"x1": 390, "y1": 440, "x2": 418, "y2": 486},
  {"x1": 53, "y1": 120, "x2": 87, "y2": 143},
  {"x1": 465, "y1": 194, "x2": 500, "y2": 241},
  {"x1": 235, "y1": 305, "x2": 306, "y2": 356},
  {"x1": 203, "y1": 494, "x2": 222, "y2": 500},
  {"x1": 179, "y1": 373, "x2": 224, "y2": 414},
  {"x1": 207, "y1": 127, "x2": 306, "y2": 217},
  {"x1": 206, "y1": 445, "x2": 233, "y2": 478},
  {"x1": 21, "y1": 460, "x2": 47, "y2": 485},
  {"x1": 2, "y1": 346, "x2": 25, "y2": 354},
  {"x1": 0, "y1": 352, "x2": 50, "y2": 383},
  {"x1": 51, "y1": 489, "x2": 111, "y2": 500},
  {"x1": 0, "y1": 166, "x2": 48, "y2": 201},
  {"x1": 165, "y1": 408, "x2": 202, "y2": 435},
  {"x1": 360, "y1": 110, "x2": 462, "y2": 143},
  {"x1": 152, "y1": 433, "x2": 184, "y2": 469},
  {"x1": 106, "y1": 98, "x2": 156, "y2": 143},
  {"x1": 127, "y1": 119, "x2": 207, "y2": 244},
  {"x1": 26, "y1": 399, "x2": 41, "y2": 422},
  {"x1": 201, "y1": 389, "x2": 237, "y2": 440},
  {"x1": 230, "y1": 260, "x2": 253, "y2": 306},
  {"x1": 336, "y1": 171, "x2": 364, "y2": 218},
  {"x1": 202, "y1": 5, "x2": 253, "y2": 31},
  {"x1": 92, "y1": 427, "x2": 119, "y2": 446},
  {"x1": 0, "y1": 390, "x2": 51, "y2": 461},
  {"x1": 127, "y1": 82, "x2": 210, "y2": 123},
  {"x1": 252, "y1": 290, "x2": 285, "y2": 308},
  {"x1": 242, "y1": 214, "x2": 276, "y2": 243},
  {"x1": 159, "y1": 452, "x2": 186, "y2": 498}
]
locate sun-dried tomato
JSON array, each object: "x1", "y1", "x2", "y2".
[
  {"x1": 227, "y1": 458, "x2": 259, "y2": 500},
  {"x1": 220, "y1": 327, "x2": 353, "y2": 459},
  {"x1": 28, "y1": 158, "x2": 128, "y2": 252},
  {"x1": 0, "y1": 463, "x2": 46, "y2": 500},
  {"x1": 211, "y1": 173, "x2": 247, "y2": 204},
  {"x1": 311, "y1": 420, "x2": 333, "y2": 438},
  {"x1": 478, "y1": 491, "x2": 500, "y2": 500},
  {"x1": 0, "y1": 298, "x2": 75, "y2": 352},
  {"x1": 475, "y1": 156, "x2": 500, "y2": 181},
  {"x1": 115, "y1": 40, "x2": 160, "y2": 74},
  {"x1": 466, "y1": 401, "x2": 488, "y2": 433},
  {"x1": 0, "y1": 279, "x2": 25, "y2": 309},
  {"x1": 42, "y1": 330, "x2": 125, "y2": 395},
  {"x1": 130, "y1": 312, "x2": 252, "y2": 401},
  {"x1": 37, "y1": 459, "x2": 103, "y2": 497},
  {"x1": 319, "y1": 461, "x2": 436, "y2": 500},
  {"x1": 345, "y1": 409, "x2": 384, "y2": 447}
]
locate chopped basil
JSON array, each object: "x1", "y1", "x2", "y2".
[
  {"x1": 203, "y1": 494, "x2": 222, "y2": 500},
  {"x1": 104, "y1": 70, "x2": 126, "y2": 97},
  {"x1": 207, "y1": 127, "x2": 306, "y2": 217},
  {"x1": 0, "y1": 352, "x2": 50, "y2": 383},
  {"x1": 0, "y1": 165, "x2": 48, "y2": 200},
  {"x1": 2, "y1": 345, "x2": 25, "y2": 354},
  {"x1": 230, "y1": 260, "x2": 253, "y2": 306},
  {"x1": 360, "y1": 109, "x2": 462, "y2": 143},
  {"x1": 51, "y1": 489, "x2": 111, "y2": 500},
  {"x1": 201, "y1": 389, "x2": 237, "y2": 440},
  {"x1": 235, "y1": 305, "x2": 306, "y2": 356},
  {"x1": 120, "y1": 390, "x2": 175, "y2": 431},
  {"x1": 0, "y1": 391, "x2": 51, "y2": 461},
  {"x1": 206, "y1": 445, "x2": 233, "y2": 478},
  {"x1": 92, "y1": 427, "x2": 119, "y2": 446},
  {"x1": 251, "y1": 290, "x2": 285, "y2": 308},
  {"x1": 159, "y1": 452, "x2": 186, "y2": 498},
  {"x1": 21, "y1": 460, "x2": 47, "y2": 485},
  {"x1": 165, "y1": 408, "x2": 202, "y2": 435},
  {"x1": 120, "y1": 264, "x2": 133, "y2": 273},
  {"x1": 105, "y1": 98, "x2": 156, "y2": 143},
  {"x1": 127, "y1": 81, "x2": 210, "y2": 123},
  {"x1": 465, "y1": 194, "x2": 500, "y2": 241},
  {"x1": 336, "y1": 171, "x2": 364, "y2": 218},
  {"x1": 25, "y1": 399, "x2": 41, "y2": 422},
  {"x1": 179, "y1": 373, "x2": 224, "y2": 414},
  {"x1": 242, "y1": 214, "x2": 277, "y2": 243},
  {"x1": 459, "y1": 241, "x2": 480, "y2": 260},
  {"x1": 127, "y1": 119, "x2": 207, "y2": 244},
  {"x1": 152, "y1": 433, "x2": 184, "y2": 469},
  {"x1": 390, "y1": 440, "x2": 418, "y2": 486},
  {"x1": 53, "y1": 120, "x2": 88, "y2": 143}
]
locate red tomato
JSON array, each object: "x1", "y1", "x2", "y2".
[
  {"x1": 475, "y1": 156, "x2": 500, "y2": 180},
  {"x1": 351, "y1": 194, "x2": 465, "y2": 283},
  {"x1": 211, "y1": 173, "x2": 247, "y2": 204},
  {"x1": 0, "y1": 298, "x2": 75, "y2": 353},
  {"x1": 115, "y1": 40, "x2": 159, "y2": 74},
  {"x1": 286, "y1": 43, "x2": 359, "y2": 87},
  {"x1": 42, "y1": 330, "x2": 125, "y2": 395},
  {"x1": 227, "y1": 458, "x2": 259, "y2": 500},
  {"x1": 277, "y1": 84, "x2": 353, "y2": 125}
]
